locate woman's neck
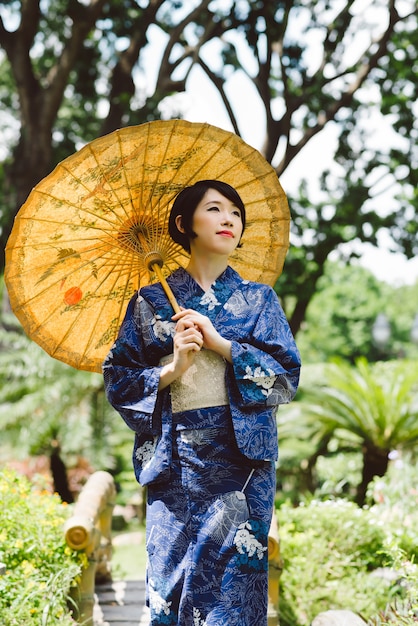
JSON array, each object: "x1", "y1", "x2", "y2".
[{"x1": 185, "y1": 255, "x2": 228, "y2": 292}]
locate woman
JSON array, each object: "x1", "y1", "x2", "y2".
[{"x1": 103, "y1": 180, "x2": 301, "y2": 626}]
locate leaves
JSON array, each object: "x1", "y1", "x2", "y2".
[
  {"x1": 278, "y1": 357, "x2": 418, "y2": 504},
  {"x1": 302, "y1": 358, "x2": 418, "y2": 446},
  {"x1": 0, "y1": 469, "x2": 84, "y2": 626},
  {"x1": 0, "y1": 323, "x2": 120, "y2": 467}
]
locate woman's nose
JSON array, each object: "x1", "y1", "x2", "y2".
[{"x1": 221, "y1": 212, "x2": 233, "y2": 225}]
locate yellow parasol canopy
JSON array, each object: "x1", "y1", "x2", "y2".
[{"x1": 5, "y1": 120, "x2": 290, "y2": 373}]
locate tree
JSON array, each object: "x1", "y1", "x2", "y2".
[
  {"x1": 0, "y1": 0, "x2": 416, "y2": 334},
  {"x1": 295, "y1": 261, "x2": 418, "y2": 363},
  {"x1": 282, "y1": 358, "x2": 418, "y2": 505}
]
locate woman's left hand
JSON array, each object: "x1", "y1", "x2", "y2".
[{"x1": 172, "y1": 309, "x2": 232, "y2": 362}]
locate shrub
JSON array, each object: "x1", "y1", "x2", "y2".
[
  {"x1": 367, "y1": 455, "x2": 418, "y2": 560},
  {"x1": 0, "y1": 469, "x2": 85, "y2": 625},
  {"x1": 367, "y1": 546, "x2": 418, "y2": 625},
  {"x1": 277, "y1": 499, "x2": 404, "y2": 626},
  {"x1": 365, "y1": 458, "x2": 418, "y2": 625}
]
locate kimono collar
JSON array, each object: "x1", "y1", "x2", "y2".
[{"x1": 167, "y1": 266, "x2": 244, "y2": 315}]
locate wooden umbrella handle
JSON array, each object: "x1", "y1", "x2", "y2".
[{"x1": 150, "y1": 262, "x2": 181, "y2": 314}]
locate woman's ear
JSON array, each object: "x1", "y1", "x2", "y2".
[{"x1": 175, "y1": 215, "x2": 185, "y2": 233}]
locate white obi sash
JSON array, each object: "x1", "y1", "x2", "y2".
[{"x1": 160, "y1": 349, "x2": 229, "y2": 413}]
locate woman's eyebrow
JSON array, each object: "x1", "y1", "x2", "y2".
[
  {"x1": 203, "y1": 199, "x2": 238, "y2": 208},
  {"x1": 203, "y1": 199, "x2": 222, "y2": 206}
]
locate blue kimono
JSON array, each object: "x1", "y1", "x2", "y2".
[{"x1": 103, "y1": 266, "x2": 300, "y2": 626}]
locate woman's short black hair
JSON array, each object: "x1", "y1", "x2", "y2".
[{"x1": 168, "y1": 179, "x2": 246, "y2": 253}]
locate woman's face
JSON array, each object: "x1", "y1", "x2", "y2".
[{"x1": 176, "y1": 188, "x2": 244, "y2": 257}]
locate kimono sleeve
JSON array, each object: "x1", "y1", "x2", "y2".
[
  {"x1": 102, "y1": 293, "x2": 164, "y2": 434},
  {"x1": 229, "y1": 286, "x2": 301, "y2": 408}
]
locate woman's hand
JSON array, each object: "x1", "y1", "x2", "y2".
[
  {"x1": 172, "y1": 309, "x2": 232, "y2": 363},
  {"x1": 158, "y1": 312, "x2": 204, "y2": 390},
  {"x1": 159, "y1": 308, "x2": 232, "y2": 391},
  {"x1": 172, "y1": 313, "x2": 204, "y2": 371}
]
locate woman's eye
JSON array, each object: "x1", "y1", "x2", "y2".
[
  {"x1": 208, "y1": 206, "x2": 220, "y2": 211},
  {"x1": 232, "y1": 210, "x2": 241, "y2": 217}
]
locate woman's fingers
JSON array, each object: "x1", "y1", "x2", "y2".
[
  {"x1": 173, "y1": 310, "x2": 210, "y2": 333},
  {"x1": 173, "y1": 309, "x2": 225, "y2": 355},
  {"x1": 172, "y1": 309, "x2": 203, "y2": 328},
  {"x1": 174, "y1": 326, "x2": 203, "y2": 352},
  {"x1": 171, "y1": 326, "x2": 204, "y2": 375}
]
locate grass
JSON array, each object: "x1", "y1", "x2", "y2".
[{"x1": 111, "y1": 527, "x2": 147, "y2": 580}]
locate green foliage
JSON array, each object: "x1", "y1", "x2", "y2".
[
  {"x1": 277, "y1": 491, "x2": 418, "y2": 626},
  {"x1": 301, "y1": 359, "x2": 418, "y2": 451},
  {"x1": 0, "y1": 284, "x2": 139, "y2": 503},
  {"x1": 366, "y1": 455, "x2": 418, "y2": 560},
  {"x1": 294, "y1": 261, "x2": 418, "y2": 363},
  {"x1": 314, "y1": 451, "x2": 363, "y2": 500},
  {"x1": 277, "y1": 359, "x2": 418, "y2": 504},
  {"x1": 367, "y1": 554, "x2": 418, "y2": 626},
  {"x1": 0, "y1": 468, "x2": 85, "y2": 625},
  {"x1": 0, "y1": 323, "x2": 122, "y2": 465},
  {"x1": 278, "y1": 500, "x2": 388, "y2": 624}
]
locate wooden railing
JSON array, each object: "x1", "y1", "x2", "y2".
[
  {"x1": 64, "y1": 471, "x2": 116, "y2": 625},
  {"x1": 65, "y1": 470, "x2": 282, "y2": 625}
]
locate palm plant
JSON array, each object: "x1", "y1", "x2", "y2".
[
  {"x1": 0, "y1": 320, "x2": 126, "y2": 500},
  {"x1": 280, "y1": 358, "x2": 418, "y2": 505}
]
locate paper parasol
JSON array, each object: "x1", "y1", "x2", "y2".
[{"x1": 5, "y1": 119, "x2": 290, "y2": 373}]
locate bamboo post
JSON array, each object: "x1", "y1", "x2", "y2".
[
  {"x1": 64, "y1": 470, "x2": 116, "y2": 625},
  {"x1": 268, "y1": 508, "x2": 283, "y2": 625}
]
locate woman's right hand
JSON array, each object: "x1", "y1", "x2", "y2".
[
  {"x1": 158, "y1": 315, "x2": 203, "y2": 390},
  {"x1": 172, "y1": 316, "x2": 204, "y2": 374}
]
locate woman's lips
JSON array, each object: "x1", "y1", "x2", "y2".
[{"x1": 217, "y1": 230, "x2": 234, "y2": 238}]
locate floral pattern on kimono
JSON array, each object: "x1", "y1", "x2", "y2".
[{"x1": 103, "y1": 266, "x2": 301, "y2": 486}]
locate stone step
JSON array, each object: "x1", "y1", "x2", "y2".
[{"x1": 94, "y1": 580, "x2": 150, "y2": 626}]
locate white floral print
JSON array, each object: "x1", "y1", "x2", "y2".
[
  {"x1": 135, "y1": 437, "x2": 157, "y2": 469},
  {"x1": 200, "y1": 287, "x2": 221, "y2": 311},
  {"x1": 152, "y1": 314, "x2": 175, "y2": 341},
  {"x1": 243, "y1": 365, "x2": 277, "y2": 397},
  {"x1": 193, "y1": 607, "x2": 208, "y2": 625},
  {"x1": 234, "y1": 521, "x2": 267, "y2": 560},
  {"x1": 149, "y1": 580, "x2": 172, "y2": 616},
  {"x1": 223, "y1": 289, "x2": 248, "y2": 316}
]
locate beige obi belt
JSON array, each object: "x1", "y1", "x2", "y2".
[{"x1": 160, "y1": 349, "x2": 229, "y2": 413}]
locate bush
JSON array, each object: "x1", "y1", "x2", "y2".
[
  {"x1": 0, "y1": 469, "x2": 85, "y2": 625},
  {"x1": 366, "y1": 546, "x2": 418, "y2": 625},
  {"x1": 367, "y1": 454, "x2": 418, "y2": 560},
  {"x1": 277, "y1": 499, "x2": 409, "y2": 626}
]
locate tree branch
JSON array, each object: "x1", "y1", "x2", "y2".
[
  {"x1": 197, "y1": 57, "x2": 240, "y2": 135},
  {"x1": 276, "y1": 0, "x2": 402, "y2": 174},
  {"x1": 102, "y1": 0, "x2": 166, "y2": 134},
  {"x1": 155, "y1": 0, "x2": 212, "y2": 93},
  {"x1": 43, "y1": 0, "x2": 107, "y2": 128}
]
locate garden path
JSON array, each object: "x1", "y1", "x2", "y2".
[{"x1": 94, "y1": 579, "x2": 150, "y2": 626}]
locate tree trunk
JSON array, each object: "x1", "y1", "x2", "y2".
[
  {"x1": 50, "y1": 442, "x2": 74, "y2": 504},
  {"x1": 1, "y1": 123, "x2": 53, "y2": 269},
  {"x1": 356, "y1": 444, "x2": 389, "y2": 507}
]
